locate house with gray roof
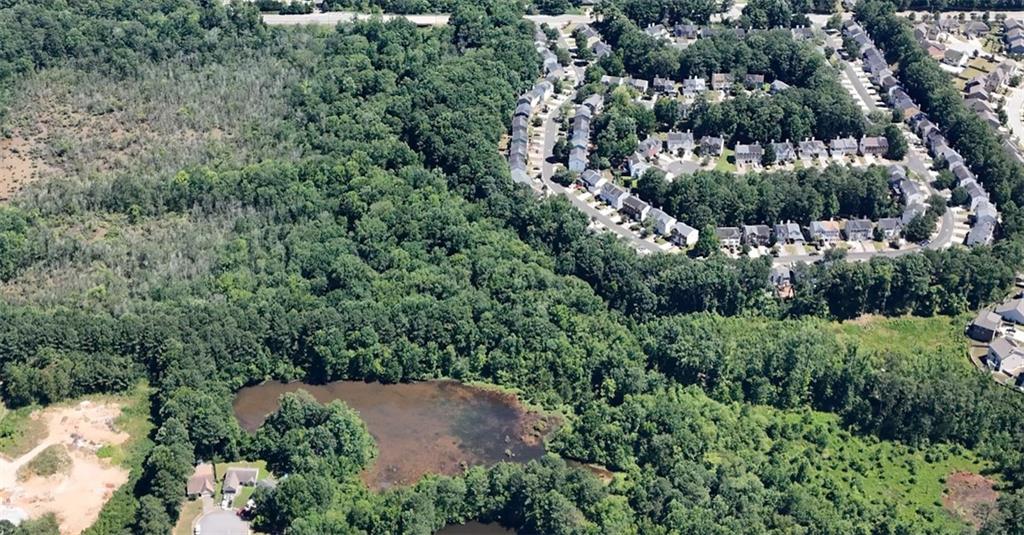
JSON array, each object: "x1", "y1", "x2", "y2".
[
  {"x1": 666, "y1": 131, "x2": 695, "y2": 154},
  {"x1": 579, "y1": 169, "x2": 606, "y2": 193},
  {"x1": 735, "y1": 143, "x2": 764, "y2": 165},
  {"x1": 742, "y1": 224, "x2": 772, "y2": 246},
  {"x1": 671, "y1": 222, "x2": 699, "y2": 246},
  {"x1": 598, "y1": 183, "x2": 629, "y2": 210},
  {"x1": 769, "y1": 80, "x2": 791, "y2": 94},
  {"x1": 700, "y1": 136, "x2": 725, "y2": 157},
  {"x1": 774, "y1": 222, "x2": 805, "y2": 243},
  {"x1": 968, "y1": 310, "x2": 1002, "y2": 342},
  {"x1": 628, "y1": 153, "x2": 650, "y2": 178},
  {"x1": 967, "y1": 218, "x2": 996, "y2": 247},
  {"x1": 998, "y1": 298, "x2": 1024, "y2": 324},
  {"x1": 830, "y1": 137, "x2": 859, "y2": 158},
  {"x1": 621, "y1": 196, "x2": 651, "y2": 221},
  {"x1": 682, "y1": 77, "x2": 707, "y2": 97},
  {"x1": 653, "y1": 77, "x2": 676, "y2": 95},
  {"x1": 716, "y1": 226, "x2": 742, "y2": 248},
  {"x1": 975, "y1": 200, "x2": 998, "y2": 224},
  {"x1": 569, "y1": 147, "x2": 588, "y2": 173},
  {"x1": 859, "y1": 136, "x2": 888, "y2": 156},
  {"x1": 649, "y1": 208, "x2": 677, "y2": 235},
  {"x1": 772, "y1": 141, "x2": 797, "y2": 163},
  {"x1": 844, "y1": 219, "x2": 874, "y2": 241},
  {"x1": 593, "y1": 41, "x2": 612, "y2": 58},
  {"x1": 798, "y1": 139, "x2": 828, "y2": 160},
  {"x1": 877, "y1": 217, "x2": 902, "y2": 240}
]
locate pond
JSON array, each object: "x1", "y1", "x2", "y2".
[{"x1": 233, "y1": 380, "x2": 553, "y2": 490}]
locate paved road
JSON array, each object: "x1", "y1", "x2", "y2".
[
  {"x1": 1005, "y1": 86, "x2": 1024, "y2": 148},
  {"x1": 263, "y1": 11, "x2": 450, "y2": 26}
]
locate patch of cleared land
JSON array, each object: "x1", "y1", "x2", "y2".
[
  {"x1": 828, "y1": 314, "x2": 973, "y2": 369},
  {"x1": 943, "y1": 471, "x2": 999, "y2": 529},
  {"x1": 0, "y1": 401, "x2": 131, "y2": 534}
]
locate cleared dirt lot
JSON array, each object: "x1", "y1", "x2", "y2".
[
  {"x1": 0, "y1": 401, "x2": 129, "y2": 534},
  {"x1": 943, "y1": 471, "x2": 1000, "y2": 529}
]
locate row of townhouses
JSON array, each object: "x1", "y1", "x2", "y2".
[
  {"x1": 846, "y1": 20, "x2": 998, "y2": 246},
  {"x1": 508, "y1": 29, "x2": 567, "y2": 186}
]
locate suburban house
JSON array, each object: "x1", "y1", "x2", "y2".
[
  {"x1": 772, "y1": 140, "x2": 797, "y2": 163},
  {"x1": 943, "y1": 48, "x2": 968, "y2": 68},
  {"x1": 683, "y1": 77, "x2": 707, "y2": 97},
  {"x1": 987, "y1": 336, "x2": 1024, "y2": 378},
  {"x1": 598, "y1": 183, "x2": 629, "y2": 209},
  {"x1": 968, "y1": 310, "x2": 1003, "y2": 342},
  {"x1": 877, "y1": 217, "x2": 902, "y2": 240},
  {"x1": 627, "y1": 153, "x2": 651, "y2": 178},
  {"x1": 744, "y1": 73, "x2": 765, "y2": 89},
  {"x1": 674, "y1": 24, "x2": 700, "y2": 39},
  {"x1": 569, "y1": 147, "x2": 588, "y2": 173},
  {"x1": 829, "y1": 137, "x2": 859, "y2": 158},
  {"x1": 742, "y1": 224, "x2": 772, "y2": 246},
  {"x1": 711, "y1": 73, "x2": 734, "y2": 92},
  {"x1": 600, "y1": 75, "x2": 625, "y2": 86},
  {"x1": 975, "y1": 200, "x2": 999, "y2": 224},
  {"x1": 997, "y1": 299, "x2": 1024, "y2": 324},
  {"x1": 627, "y1": 77, "x2": 650, "y2": 94},
  {"x1": 899, "y1": 178, "x2": 927, "y2": 206},
  {"x1": 671, "y1": 222, "x2": 699, "y2": 246},
  {"x1": 653, "y1": 77, "x2": 676, "y2": 95},
  {"x1": 186, "y1": 465, "x2": 215, "y2": 498},
  {"x1": 578, "y1": 169, "x2": 606, "y2": 193},
  {"x1": 735, "y1": 143, "x2": 764, "y2": 165},
  {"x1": 844, "y1": 219, "x2": 874, "y2": 241},
  {"x1": 716, "y1": 226, "x2": 742, "y2": 248},
  {"x1": 700, "y1": 136, "x2": 725, "y2": 157},
  {"x1": 648, "y1": 208, "x2": 677, "y2": 235},
  {"x1": 583, "y1": 94, "x2": 604, "y2": 114},
  {"x1": 638, "y1": 136, "x2": 663, "y2": 158},
  {"x1": 666, "y1": 131, "x2": 695, "y2": 154},
  {"x1": 592, "y1": 42, "x2": 612, "y2": 58},
  {"x1": 514, "y1": 102, "x2": 532, "y2": 118},
  {"x1": 769, "y1": 80, "x2": 791, "y2": 94},
  {"x1": 223, "y1": 467, "x2": 259, "y2": 498},
  {"x1": 964, "y1": 20, "x2": 990, "y2": 37},
  {"x1": 799, "y1": 138, "x2": 828, "y2": 160},
  {"x1": 621, "y1": 196, "x2": 651, "y2": 221},
  {"x1": 964, "y1": 179, "x2": 988, "y2": 208},
  {"x1": 809, "y1": 220, "x2": 842, "y2": 243},
  {"x1": 859, "y1": 136, "x2": 889, "y2": 156},
  {"x1": 774, "y1": 221, "x2": 805, "y2": 243},
  {"x1": 967, "y1": 218, "x2": 996, "y2": 246}
]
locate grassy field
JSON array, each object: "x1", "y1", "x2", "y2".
[
  {"x1": 715, "y1": 148, "x2": 736, "y2": 172},
  {"x1": 0, "y1": 403, "x2": 47, "y2": 459},
  {"x1": 173, "y1": 499, "x2": 204, "y2": 535},
  {"x1": 826, "y1": 314, "x2": 974, "y2": 370},
  {"x1": 804, "y1": 410, "x2": 987, "y2": 532}
]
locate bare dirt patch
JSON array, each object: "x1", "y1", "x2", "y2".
[
  {"x1": 0, "y1": 401, "x2": 130, "y2": 534},
  {"x1": 942, "y1": 471, "x2": 999, "y2": 529},
  {"x1": 0, "y1": 135, "x2": 51, "y2": 201}
]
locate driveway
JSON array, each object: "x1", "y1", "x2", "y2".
[{"x1": 195, "y1": 510, "x2": 249, "y2": 535}]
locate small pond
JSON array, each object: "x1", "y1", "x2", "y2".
[{"x1": 233, "y1": 380, "x2": 552, "y2": 490}]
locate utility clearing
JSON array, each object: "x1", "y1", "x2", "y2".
[{"x1": 0, "y1": 401, "x2": 129, "y2": 534}]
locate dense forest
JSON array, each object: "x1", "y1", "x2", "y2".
[{"x1": 1, "y1": 1, "x2": 1024, "y2": 534}]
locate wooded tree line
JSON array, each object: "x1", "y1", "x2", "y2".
[
  {"x1": 636, "y1": 164, "x2": 899, "y2": 228},
  {"x1": 857, "y1": 0, "x2": 1024, "y2": 239}
]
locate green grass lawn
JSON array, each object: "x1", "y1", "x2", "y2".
[
  {"x1": 715, "y1": 148, "x2": 736, "y2": 172},
  {"x1": 173, "y1": 498, "x2": 204, "y2": 535},
  {"x1": 826, "y1": 314, "x2": 973, "y2": 371},
  {"x1": 213, "y1": 460, "x2": 270, "y2": 500}
]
